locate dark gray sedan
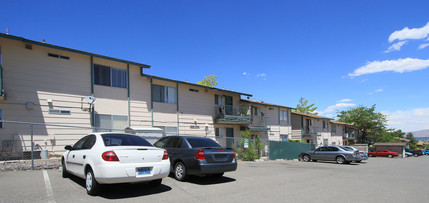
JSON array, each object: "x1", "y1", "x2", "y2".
[
  {"x1": 154, "y1": 136, "x2": 237, "y2": 181},
  {"x1": 299, "y1": 146, "x2": 362, "y2": 164}
]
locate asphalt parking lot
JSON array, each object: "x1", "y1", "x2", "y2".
[{"x1": 1, "y1": 156, "x2": 428, "y2": 203}]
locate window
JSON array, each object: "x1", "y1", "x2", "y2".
[
  {"x1": 189, "y1": 88, "x2": 199, "y2": 92},
  {"x1": 48, "y1": 53, "x2": 70, "y2": 60},
  {"x1": 253, "y1": 107, "x2": 260, "y2": 116},
  {"x1": 214, "y1": 94, "x2": 223, "y2": 105},
  {"x1": 0, "y1": 109, "x2": 3, "y2": 128},
  {"x1": 95, "y1": 114, "x2": 128, "y2": 132},
  {"x1": 331, "y1": 125, "x2": 336, "y2": 133},
  {"x1": 165, "y1": 137, "x2": 181, "y2": 148},
  {"x1": 94, "y1": 64, "x2": 127, "y2": 88},
  {"x1": 215, "y1": 128, "x2": 224, "y2": 137},
  {"x1": 280, "y1": 134, "x2": 288, "y2": 142},
  {"x1": 186, "y1": 137, "x2": 222, "y2": 148},
  {"x1": 280, "y1": 110, "x2": 288, "y2": 121},
  {"x1": 102, "y1": 134, "x2": 152, "y2": 147},
  {"x1": 152, "y1": 84, "x2": 177, "y2": 104}
]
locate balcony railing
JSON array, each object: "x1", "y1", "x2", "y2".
[
  {"x1": 214, "y1": 105, "x2": 252, "y2": 124},
  {"x1": 0, "y1": 64, "x2": 4, "y2": 100},
  {"x1": 303, "y1": 127, "x2": 322, "y2": 137},
  {"x1": 248, "y1": 116, "x2": 270, "y2": 131},
  {"x1": 343, "y1": 133, "x2": 349, "y2": 139}
]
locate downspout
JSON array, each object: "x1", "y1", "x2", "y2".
[
  {"x1": 150, "y1": 78, "x2": 154, "y2": 127},
  {"x1": 90, "y1": 56, "x2": 95, "y2": 132},
  {"x1": 127, "y1": 64, "x2": 130, "y2": 127},
  {"x1": 176, "y1": 83, "x2": 179, "y2": 135},
  {"x1": 301, "y1": 115, "x2": 304, "y2": 142}
]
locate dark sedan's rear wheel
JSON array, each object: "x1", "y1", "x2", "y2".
[
  {"x1": 302, "y1": 154, "x2": 311, "y2": 162},
  {"x1": 174, "y1": 162, "x2": 188, "y2": 181},
  {"x1": 336, "y1": 156, "x2": 346, "y2": 164},
  {"x1": 388, "y1": 154, "x2": 393, "y2": 158}
]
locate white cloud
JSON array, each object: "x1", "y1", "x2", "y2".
[
  {"x1": 349, "y1": 58, "x2": 429, "y2": 77},
  {"x1": 385, "y1": 107, "x2": 429, "y2": 132},
  {"x1": 385, "y1": 41, "x2": 407, "y2": 53},
  {"x1": 418, "y1": 43, "x2": 429, "y2": 49},
  {"x1": 257, "y1": 73, "x2": 267, "y2": 80},
  {"x1": 321, "y1": 102, "x2": 356, "y2": 115},
  {"x1": 369, "y1": 89, "x2": 383, "y2": 95},
  {"x1": 242, "y1": 72, "x2": 248, "y2": 76},
  {"x1": 338, "y1": 99, "x2": 352, "y2": 103},
  {"x1": 388, "y1": 22, "x2": 429, "y2": 43}
]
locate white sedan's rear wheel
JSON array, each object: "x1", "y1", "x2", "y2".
[{"x1": 86, "y1": 169, "x2": 100, "y2": 196}]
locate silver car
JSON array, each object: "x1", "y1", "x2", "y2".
[
  {"x1": 299, "y1": 146, "x2": 362, "y2": 164},
  {"x1": 341, "y1": 146, "x2": 368, "y2": 162}
]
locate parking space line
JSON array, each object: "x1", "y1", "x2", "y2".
[{"x1": 42, "y1": 170, "x2": 56, "y2": 203}]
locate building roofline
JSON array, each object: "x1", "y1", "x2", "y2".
[
  {"x1": 0, "y1": 33, "x2": 151, "y2": 68},
  {"x1": 291, "y1": 111, "x2": 333, "y2": 120},
  {"x1": 141, "y1": 73, "x2": 253, "y2": 97},
  {"x1": 240, "y1": 99, "x2": 294, "y2": 109}
]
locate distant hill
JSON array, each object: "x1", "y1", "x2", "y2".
[{"x1": 411, "y1": 129, "x2": 429, "y2": 137}]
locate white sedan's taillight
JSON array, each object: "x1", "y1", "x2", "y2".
[
  {"x1": 102, "y1": 151, "x2": 119, "y2": 161},
  {"x1": 162, "y1": 150, "x2": 169, "y2": 160}
]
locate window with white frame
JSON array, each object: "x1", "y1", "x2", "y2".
[
  {"x1": 280, "y1": 110, "x2": 288, "y2": 121},
  {"x1": 253, "y1": 107, "x2": 260, "y2": 116},
  {"x1": 215, "y1": 127, "x2": 224, "y2": 137},
  {"x1": 331, "y1": 124, "x2": 336, "y2": 133},
  {"x1": 214, "y1": 95, "x2": 223, "y2": 105},
  {"x1": 152, "y1": 84, "x2": 177, "y2": 104},
  {"x1": 95, "y1": 114, "x2": 128, "y2": 132},
  {"x1": 94, "y1": 64, "x2": 127, "y2": 88}
]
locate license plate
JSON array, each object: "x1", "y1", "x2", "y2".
[{"x1": 136, "y1": 167, "x2": 151, "y2": 175}]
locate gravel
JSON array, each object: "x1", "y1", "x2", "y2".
[{"x1": 0, "y1": 159, "x2": 61, "y2": 171}]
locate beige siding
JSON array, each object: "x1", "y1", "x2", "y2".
[{"x1": 129, "y1": 66, "x2": 151, "y2": 127}]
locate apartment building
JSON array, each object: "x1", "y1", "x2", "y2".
[
  {"x1": 291, "y1": 111, "x2": 333, "y2": 147},
  {"x1": 0, "y1": 33, "x2": 251, "y2": 154},
  {"x1": 240, "y1": 99, "x2": 294, "y2": 142}
]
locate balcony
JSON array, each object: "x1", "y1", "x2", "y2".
[
  {"x1": 343, "y1": 133, "x2": 349, "y2": 139},
  {"x1": 214, "y1": 105, "x2": 252, "y2": 124},
  {"x1": 0, "y1": 65, "x2": 4, "y2": 100},
  {"x1": 248, "y1": 116, "x2": 270, "y2": 131},
  {"x1": 302, "y1": 127, "x2": 322, "y2": 137}
]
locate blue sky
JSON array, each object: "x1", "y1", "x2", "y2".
[{"x1": 1, "y1": 1, "x2": 429, "y2": 132}]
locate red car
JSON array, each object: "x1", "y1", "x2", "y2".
[{"x1": 368, "y1": 149, "x2": 398, "y2": 158}]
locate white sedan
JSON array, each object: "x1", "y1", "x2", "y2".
[{"x1": 62, "y1": 132, "x2": 170, "y2": 195}]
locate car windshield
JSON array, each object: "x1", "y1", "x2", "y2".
[
  {"x1": 101, "y1": 134, "x2": 153, "y2": 147},
  {"x1": 186, "y1": 137, "x2": 222, "y2": 148}
]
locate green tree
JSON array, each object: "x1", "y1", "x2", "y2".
[
  {"x1": 295, "y1": 97, "x2": 318, "y2": 115},
  {"x1": 337, "y1": 104, "x2": 387, "y2": 144},
  {"x1": 236, "y1": 130, "x2": 263, "y2": 161},
  {"x1": 406, "y1": 132, "x2": 418, "y2": 149},
  {"x1": 197, "y1": 75, "x2": 218, "y2": 87}
]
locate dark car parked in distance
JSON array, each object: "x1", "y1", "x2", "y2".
[
  {"x1": 154, "y1": 136, "x2": 237, "y2": 181},
  {"x1": 405, "y1": 148, "x2": 423, "y2": 157}
]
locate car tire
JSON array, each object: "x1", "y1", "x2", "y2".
[
  {"x1": 413, "y1": 154, "x2": 418, "y2": 157},
  {"x1": 62, "y1": 159, "x2": 69, "y2": 178},
  {"x1": 213, "y1": 173, "x2": 224, "y2": 177},
  {"x1": 149, "y1": 179, "x2": 162, "y2": 187},
  {"x1": 388, "y1": 154, "x2": 393, "y2": 158},
  {"x1": 368, "y1": 154, "x2": 374, "y2": 157},
  {"x1": 174, "y1": 162, "x2": 188, "y2": 181},
  {"x1": 86, "y1": 168, "x2": 100, "y2": 196},
  {"x1": 336, "y1": 156, "x2": 346, "y2": 164},
  {"x1": 302, "y1": 154, "x2": 311, "y2": 162}
]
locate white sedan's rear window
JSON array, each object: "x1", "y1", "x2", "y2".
[{"x1": 102, "y1": 134, "x2": 153, "y2": 147}]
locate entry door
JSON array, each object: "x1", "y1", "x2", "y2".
[
  {"x1": 224, "y1": 96, "x2": 233, "y2": 115},
  {"x1": 226, "y1": 128, "x2": 234, "y2": 148}
]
